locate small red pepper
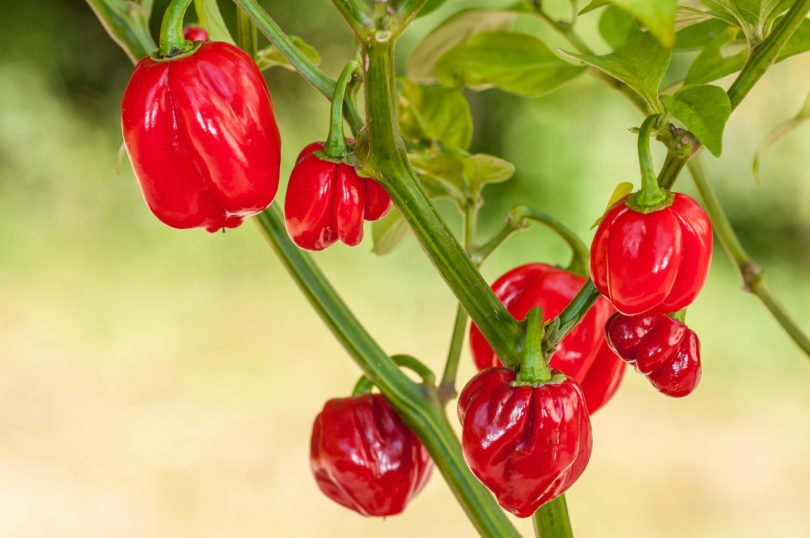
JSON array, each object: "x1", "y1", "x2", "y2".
[
  {"x1": 590, "y1": 193, "x2": 712, "y2": 316},
  {"x1": 457, "y1": 367, "x2": 592, "y2": 517},
  {"x1": 121, "y1": 41, "x2": 281, "y2": 232},
  {"x1": 284, "y1": 142, "x2": 391, "y2": 250},
  {"x1": 310, "y1": 393, "x2": 433, "y2": 516},
  {"x1": 605, "y1": 313, "x2": 702, "y2": 397},
  {"x1": 469, "y1": 263, "x2": 621, "y2": 412},
  {"x1": 182, "y1": 25, "x2": 208, "y2": 42}
]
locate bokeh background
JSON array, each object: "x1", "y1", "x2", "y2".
[{"x1": 1, "y1": 1, "x2": 809, "y2": 536}]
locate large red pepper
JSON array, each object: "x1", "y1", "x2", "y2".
[
  {"x1": 457, "y1": 367, "x2": 592, "y2": 518},
  {"x1": 605, "y1": 313, "x2": 702, "y2": 397},
  {"x1": 469, "y1": 263, "x2": 621, "y2": 412},
  {"x1": 284, "y1": 141, "x2": 391, "y2": 250},
  {"x1": 590, "y1": 193, "x2": 712, "y2": 316},
  {"x1": 310, "y1": 393, "x2": 433, "y2": 516},
  {"x1": 121, "y1": 41, "x2": 281, "y2": 232},
  {"x1": 578, "y1": 340, "x2": 627, "y2": 412}
]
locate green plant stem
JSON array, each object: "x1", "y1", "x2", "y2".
[
  {"x1": 324, "y1": 62, "x2": 361, "y2": 158},
  {"x1": 236, "y1": 5, "x2": 258, "y2": 58},
  {"x1": 687, "y1": 156, "x2": 810, "y2": 357},
  {"x1": 85, "y1": 0, "x2": 156, "y2": 62},
  {"x1": 391, "y1": 354, "x2": 436, "y2": 385},
  {"x1": 515, "y1": 307, "x2": 551, "y2": 384},
  {"x1": 159, "y1": 0, "x2": 193, "y2": 57},
  {"x1": 254, "y1": 208, "x2": 521, "y2": 537},
  {"x1": 656, "y1": 151, "x2": 690, "y2": 190},
  {"x1": 547, "y1": 280, "x2": 601, "y2": 351},
  {"x1": 631, "y1": 115, "x2": 668, "y2": 207},
  {"x1": 362, "y1": 41, "x2": 524, "y2": 370},
  {"x1": 727, "y1": 0, "x2": 810, "y2": 110},
  {"x1": 192, "y1": 0, "x2": 207, "y2": 26},
  {"x1": 352, "y1": 375, "x2": 375, "y2": 395},
  {"x1": 533, "y1": 495, "x2": 574, "y2": 538},
  {"x1": 233, "y1": 0, "x2": 364, "y2": 134}
]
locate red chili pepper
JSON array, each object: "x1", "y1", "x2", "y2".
[
  {"x1": 469, "y1": 263, "x2": 621, "y2": 412},
  {"x1": 285, "y1": 142, "x2": 391, "y2": 251},
  {"x1": 121, "y1": 41, "x2": 281, "y2": 232},
  {"x1": 578, "y1": 340, "x2": 626, "y2": 412},
  {"x1": 590, "y1": 193, "x2": 712, "y2": 316},
  {"x1": 457, "y1": 367, "x2": 592, "y2": 518},
  {"x1": 605, "y1": 313, "x2": 702, "y2": 397},
  {"x1": 182, "y1": 25, "x2": 208, "y2": 42},
  {"x1": 310, "y1": 393, "x2": 433, "y2": 516}
]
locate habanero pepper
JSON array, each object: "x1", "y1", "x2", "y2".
[
  {"x1": 590, "y1": 115, "x2": 712, "y2": 315},
  {"x1": 605, "y1": 312, "x2": 702, "y2": 397},
  {"x1": 121, "y1": 41, "x2": 281, "y2": 232},
  {"x1": 310, "y1": 392, "x2": 433, "y2": 517},
  {"x1": 469, "y1": 263, "x2": 622, "y2": 413},
  {"x1": 457, "y1": 367, "x2": 592, "y2": 518}
]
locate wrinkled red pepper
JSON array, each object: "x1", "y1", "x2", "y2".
[
  {"x1": 469, "y1": 263, "x2": 622, "y2": 412},
  {"x1": 605, "y1": 313, "x2": 702, "y2": 397},
  {"x1": 285, "y1": 142, "x2": 391, "y2": 250},
  {"x1": 457, "y1": 367, "x2": 592, "y2": 517},
  {"x1": 310, "y1": 393, "x2": 433, "y2": 516},
  {"x1": 590, "y1": 193, "x2": 712, "y2": 316},
  {"x1": 121, "y1": 41, "x2": 281, "y2": 232}
]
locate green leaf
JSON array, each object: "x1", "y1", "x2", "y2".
[
  {"x1": 660, "y1": 84, "x2": 731, "y2": 156},
  {"x1": 599, "y1": 6, "x2": 638, "y2": 48},
  {"x1": 406, "y1": 10, "x2": 519, "y2": 83},
  {"x1": 776, "y1": 18, "x2": 810, "y2": 62},
  {"x1": 397, "y1": 79, "x2": 473, "y2": 150},
  {"x1": 580, "y1": 0, "x2": 610, "y2": 15},
  {"x1": 435, "y1": 31, "x2": 586, "y2": 97},
  {"x1": 675, "y1": 18, "x2": 734, "y2": 50},
  {"x1": 408, "y1": 152, "x2": 465, "y2": 200},
  {"x1": 609, "y1": 0, "x2": 677, "y2": 48},
  {"x1": 752, "y1": 91, "x2": 810, "y2": 182},
  {"x1": 684, "y1": 27, "x2": 748, "y2": 84},
  {"x1": 256, "y1": 36, "x2": 320, "y2": 71},
  {"x1": 463, "y1": 154, "x2": 516, "y2": 197},
  {"x1": 705, "y1": 0, "x2": 792, "y2": 42},
  {"x1": 562, "y1": 30, "x2": 671, "y2": 112},
  {"x1": 592, "y1": 181, "x2": 634, "y2": 228},
  {"x1": 196, "y1": 0, "x2": 234, "y2": 44},
  {"x1": 417, "y1": 0, "x2": 449, "y2": 18},
  {"x1": 371, "y1": 208, "x2": 411, "y2": 255}
]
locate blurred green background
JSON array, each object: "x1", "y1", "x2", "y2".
[{"x1": 1, "y1": 1, "x2": 809, "y2": 536}]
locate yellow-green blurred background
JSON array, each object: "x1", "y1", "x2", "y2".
[{"x1": 1, "y1": 1, "x2": 809, "y2": 536}]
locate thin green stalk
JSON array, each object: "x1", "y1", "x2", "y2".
[
  {"x1": 687, "y1": 157, "x2": 810, "y2": 357},
  {"x1": 192, "y1": 0, "x2": 207, "y2": 27},
  {"x1": 630, "y1": 115, "x2": 668, "y2": 208},
  {"x1": 546, "y1": 280, "x2": 601, "y2": 353},
  {"x1": 534, "y1": 495, "x2": 574, "y2": 538},
  {"x1": 324, "y1": 62, "x2": 361, "y2": 158},
  {"x1": 515, "y1": 307, "x2": 552, "y2": 385},
  {"x1": 236, "y1": 6, "x2": 258, "y2": 59},
  {"x1": 656, "y1": 151, "x2": 688, "y2": 190},
  {"x1": 233, "y1": 0, "x2": 364, "y2": 134},
  {"x1": 362, "y1": 42, "x2": 524, "y2": 370},
  {"x1": 727, "y1": 0, "x2": 810, "y2": 110},
  {"x1": 254, "y1": 208, "x2": 522, "y2": 537},
  {"x1": 159, "y1": 0, "x2": 193, "y2": 57}
]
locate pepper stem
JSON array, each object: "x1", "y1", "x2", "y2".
[
  {"x1": 352, "y1": 375, "x2": 375, "y2": 396},
  {"x1": 159, "y1": 0, "x2": 194, "y2": 57},
  {"x1": 515, "y1": 307, "x2": 552, "y2": 385},
  {"x1": 323, "y1": 61, "x2": 362, "y2": 159},
  {"x1": 391, "y1": 354, "x2": 436, "y2": 386},
  {"x1": 630, "y1": 114, "x2": 668, "y2": 209}
]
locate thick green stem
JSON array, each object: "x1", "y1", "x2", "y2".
[
  {"x1": 687, "y1": 157, "x2": 810, "y2": 358},
  {"x1": 254, "y1": 208, "x2": 521, "y2": 537},
  {"x1": 515, "y1": 307, "x2": 552, "y2": 385},
  {"x1": 86, "y1": 0, "x2": 156, "y2": 62},
  {"x1": 630, "y1": 115, "x2": 668, "y2": 208},
  {"x1": 159, "y1": 0, "x2": 193, "y2": 57},
  {"x1": 533, "y1": 495, "x2": 574, "y2": 538},
  {"x1": 727, "y1": 0, "x2": 810, "y2": 110},
  {"x1": 363, "y1": 42, "x2": 524, "y2": 370},
  {"x1": 324, "y1": 62, "x2": 361, "y2": 158},
  {"x1": 546, "y1": 280, "x2": 601, "y2": 353},
  {"x1": 233, "y1": 0, "x2": 364, "y2": 134}
]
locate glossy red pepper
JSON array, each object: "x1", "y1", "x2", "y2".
[
  {"x1": 310, "y1": 392, "x2": 433, "y2": 517},
  {"x1": 285, "y1": 142, "x2": 391, "y2": 250},
  {"x1": 578, "y1": 340, "x2": 626, "y2": 412},
  {"x1": 182, "y1": 25, "x2": 208, "y2": 42},
  {"x1": 469, "y1": 263, "x2": 621, "y2": 412},
  {"x1": 457, "y1": 368, "x2": 592, "y2": 517},
  {"x1": 605, "y1": 313, "x2": 702, "y2": 397},
  {"x1": 121, "y1": 41, "x2": 281, "y2": 232},
  {"x1": 590, "y1": 193, "x2": 712, "y2": 316}
]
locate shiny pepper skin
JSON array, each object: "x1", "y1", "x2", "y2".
[
  {"x1": 457, "y1": 368, "x2": 593, "y2": 517},
  {"x1": 590, "y1": 193, "x2": 712, "y2": 316},
  {"x1": 469, "y1": 263, "x2": 621, "y2": 412},
  {"x1": 310, "y1": 393, "x2": 433, "y2": 517},
  {"x1": 285, "y1": 142, "x2": 391, "y2": 250},
  {"x1": 578, "y1": 340, "x2": 627, "y2": 413},
  {"x1": 182, "y1": 25, "x2": 208, "y2": 42},
  {"x1": 605, "y1": 313, "x2": 702, "y2": 397},
  {"x1": 121, "y1": 42, "x2": 281, "y2": 232}
]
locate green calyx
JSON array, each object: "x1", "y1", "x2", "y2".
[
  {"x1": 626, "y1": 188, "x2": 675, "y2": 214},
  {"x1": 150, "y1": 40, "x2": 202, "y2": 61},
  {"x1": 513, "y1": 307, "x2": 554, "y2": 386}
]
